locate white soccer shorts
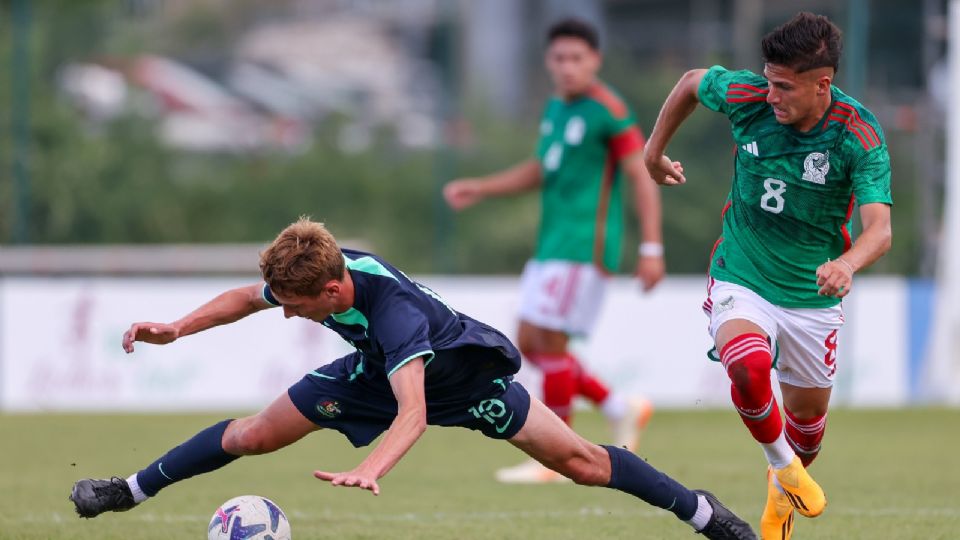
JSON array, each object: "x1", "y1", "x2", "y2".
[
  {"x1": 518, "y1": 259, "x2": 608, "y2": 337},
  {"x1": 703, "y1": 278, "x2": 844, "y2": 388}
]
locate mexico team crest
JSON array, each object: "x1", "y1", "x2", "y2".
[
  {"x1": 802, "y1": 151, "x2": 830, "y2": 184},
  {"x1": 564, "y1": 116, "x2": 585, "y2": 145},
  {"x1": 716, "y1": 295, "x2": 735, "y2": 313},
  {"x1": 316, "y1": 399, "x2": 342, "y2": 418}
]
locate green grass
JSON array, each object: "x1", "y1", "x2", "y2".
[{"x1": 1, "y1": 408, "x2": 958, "y2": 539}]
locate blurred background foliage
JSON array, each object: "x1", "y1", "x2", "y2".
[{"x1": 0, "y1": 0, "x2": 938, "y2": 275}]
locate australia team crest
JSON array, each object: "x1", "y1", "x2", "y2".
[{"x1": 316, "y1": 399, "x2": 342, "y2": 418}]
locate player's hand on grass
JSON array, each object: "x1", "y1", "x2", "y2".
[
  {"x1": 644, "y1": 154, "x2": 686, "y2": 185},
  {"x1": 636, "y1": 255, "x2": 665, "y2": 292},
  {"x1": 443, "y1": 178, "x2": 485, "y2": 210},
  {"x1": 816, "y1": 258, "x2": 854, "y2": 298},
  {"x1": 314, "y1": 469, "x2": 381, "y2": 496},
  {"x1": 122, "y1": 322, "x2": 180, "y2": 353}
]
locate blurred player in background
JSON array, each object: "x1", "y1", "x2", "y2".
[
  {"x1": 643, "y1": 12, "x2": 892, "y2": 539},
  {"x1": 444, "y1": 18, "x2": 664, "y2": 484},
  {"x1": 70, "y1": 217, "x2": 756, "y2": 540}
]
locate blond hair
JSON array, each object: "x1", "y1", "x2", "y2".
[{"x1": 259, "y1": 217, "x2": 344, "y2": 297}]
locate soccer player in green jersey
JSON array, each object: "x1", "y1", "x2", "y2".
[
  {"x1": 643, "y1": 12, "x2": 892, "y2": 539},
  {"x1": 444, "y1": 18, "x2": 664, "y2": 483}
]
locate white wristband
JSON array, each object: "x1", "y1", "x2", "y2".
[{"x1": 639, "y1": 242, "x2": 664, "y2": 257}]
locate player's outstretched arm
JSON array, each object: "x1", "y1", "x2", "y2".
[
  {"x1": 121, "y1": 283, "x2": 275, "y2": 353},
  {"x1": 816, "y1": 203, "x2": 892, "y2": 298},
  {"x1": 443, "y1": 160, "x2": 542, "y2": 210},
  {"x1": 314, "y1": 357, "x2": 428, "y2": 495},
  {"x1": 622, "y1": 152, "x2": 666, "y2": 291},
  {"x1": 643, "y1": 68, "x2": 707, "y2": 185}
]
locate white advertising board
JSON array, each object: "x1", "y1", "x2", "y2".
[
  {"x1": 430, "y1": 276, "x2": 909, "y2": 408},
  {"x1": 0, "y1": 277, "x2": 352, "y2": 412},
  {"x1": 0, "y1": 276, "x2": 909, "y2": 411}
]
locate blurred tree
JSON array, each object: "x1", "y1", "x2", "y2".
[{"x1": 0, "y1": 0, "x2": 929, "y2": 277}]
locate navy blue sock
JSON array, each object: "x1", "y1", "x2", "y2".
[
  {"x1": 136, "y1": 419, "x2": 239, "y2": 496},
  {"x1": 603, "y1": 445, "x2": 698, "y2": 521}
]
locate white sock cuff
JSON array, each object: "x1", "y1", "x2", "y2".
[
  {"x1": 762, "y1": 432, "x2": 796, "y2": 470},
  {"x1": 687, "y1": 494, "x2": 713, "y2": 531},
  {"x1": 126, "y1": 473, "x2": 149, "y2": 504}
]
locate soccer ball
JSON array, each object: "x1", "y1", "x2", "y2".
[{"x1": 207, "y1": 495, "x2": 291, "y2": 540}]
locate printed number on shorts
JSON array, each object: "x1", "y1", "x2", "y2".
[
  {"x1": 760, "y1": 178, "x2": 787, "y2": 214},
  {"x1": 823, "y1": 329, "x2": 838, "y2": 376},
  {"x1": 468, "y1": 398, "x2": 514, "y2": 434}
]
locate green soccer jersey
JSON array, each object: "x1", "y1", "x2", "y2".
[
  {"x1": 698, "y1": 65, "x2": 892, "y2": 308},
  {"x1": 534, "y1": 81, "x2": 645, "y2": 272}
]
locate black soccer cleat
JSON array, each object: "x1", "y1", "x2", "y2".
[
  {"x1": 693, "y1": 489, "x2": 758, "y2": 540},
  {"x1": 69, "y1": 477, "x2": 138, "y2": 518}
]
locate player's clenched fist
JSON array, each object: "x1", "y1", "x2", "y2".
[
  {"x1": 443, "y1": 178, "x2": 486, "y2": 211},
  {"x1": 122, "y1": 322, "x2": 179, "y2": 353},
  {"x1": 643, "y1": 152, "x2": 686, "y2": 186}
]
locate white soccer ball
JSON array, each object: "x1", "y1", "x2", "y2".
[{"x1": 207, "y1": 495, "x2": 291, "y2": 540}]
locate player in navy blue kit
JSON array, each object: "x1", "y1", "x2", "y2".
[{"x1": 69, "y1": 218, "x2": 755, "y2": 539}]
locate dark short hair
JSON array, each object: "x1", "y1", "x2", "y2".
[
  {"x1": 547, "y1": 18, "x2": 599, "y2": 50},
  {"x1": 761, "y1": 12, "x2": 843, "y2": 73}
]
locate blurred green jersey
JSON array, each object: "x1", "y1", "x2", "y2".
[{"x1": 534, "y1": 81, "x2": 644, "y2": 272}]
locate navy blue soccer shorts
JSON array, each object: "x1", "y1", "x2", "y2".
[{"x1": 287, "y1": 349, "x2": 531, "y2": 447}]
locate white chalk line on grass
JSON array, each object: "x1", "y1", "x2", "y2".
[{"x1": 5, "y1": 506, "x2": 960, "y2": 525}]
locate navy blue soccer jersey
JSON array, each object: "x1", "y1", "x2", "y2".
[{"x1": 262, "y1": 249, "x2": 521, "y2": 388}]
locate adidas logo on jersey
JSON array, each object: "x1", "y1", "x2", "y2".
[{"x1": 740, "y1": 141, "x2": 759, "y2": 156}]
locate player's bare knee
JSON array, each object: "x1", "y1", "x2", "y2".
[
  {"x1": 517, "y1": 340, "x2": 537, "y2": 359},
  {"x1": 516, "y1": 326, "x2": 536, "y2": 357},
  {"x1": 222, "y1": 418, "x2": 276, "y2": 455},
  {"x1": 787, "y1": 404, "x2": 829, "y2": 419}
]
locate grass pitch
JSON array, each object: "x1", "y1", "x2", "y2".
[{"x1": 1, "y1": 408, "x2": 958, "y2": 539}]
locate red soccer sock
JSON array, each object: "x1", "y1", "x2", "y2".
[
  {"x1": 529, "y1": 353, "x2": 575, "y2": 424},
  {"x1": 570, "y1": 354, "x2": 611, "y2": 405},
  {"x1": 721, "y1": 333, "x2": 783, "y2": 444},
  {"x1": 784, "y1": 408, "x2": 827, "y2": 467}
]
